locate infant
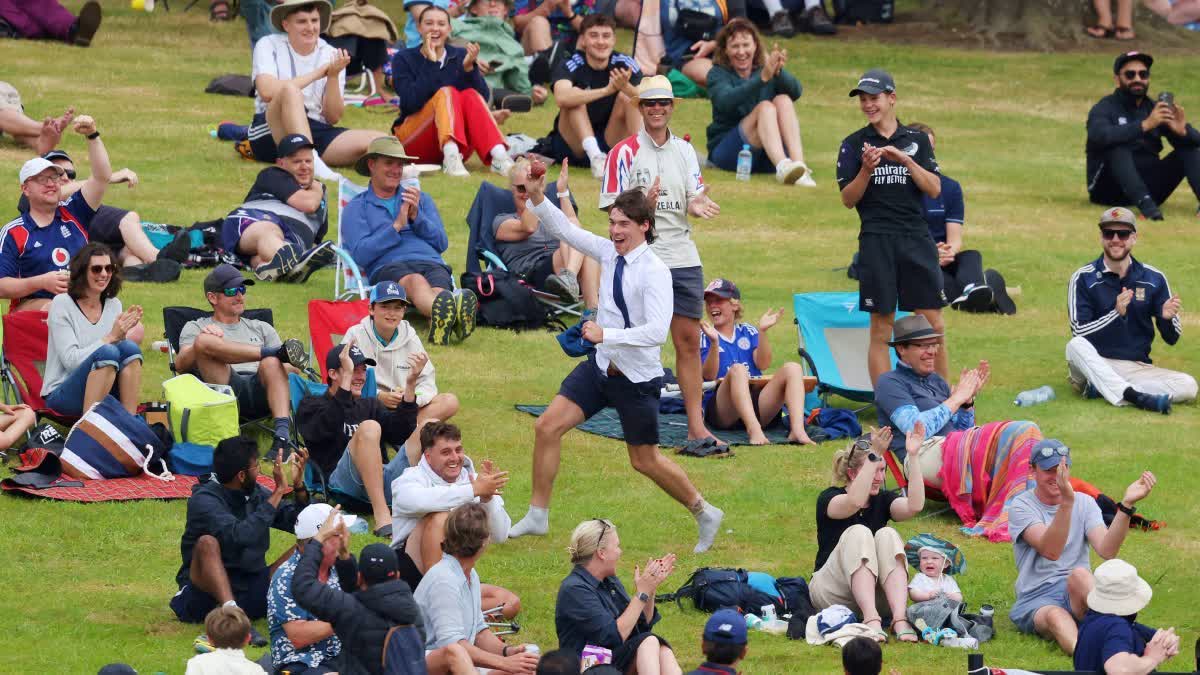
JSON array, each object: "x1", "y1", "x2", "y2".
[{"x1": 908, "y1": 546, "x2": 962, "y2": 603}]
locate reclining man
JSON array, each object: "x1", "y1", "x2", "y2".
[
  {"x1": 222, "y1": 133, "x2": 336, "y2": 283},
  {"x1": 1066, "y1": 206, "x2": 1195, "y2": 413},
  {"x1": 297, "y1": 340, "x2": 421, "y2": 539},
  {"x1": 171, "y1": 435, "x2": 310, "y2": 648},
  {"x1": 0, "y1": 89, "x2": 73, "y2": 155},
  {"x1": 177, "y1": 264, "x2": 310, "y2": 457}
]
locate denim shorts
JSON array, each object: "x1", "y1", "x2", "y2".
[
  {"x1": 708, "y1": 126, "x2": 775, "y2": 174},
  {"x1": 44, "y1": 340, "x2": 142, "y2": 415},
  {"x1": 328, "y1": 444, "x2": 410, "y2": 504}
]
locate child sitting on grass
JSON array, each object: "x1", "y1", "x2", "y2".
[
  {"x1": 908, "y1": 546, "x2": 963, "y2": 603},
  {"x1": 185, "y1": 606, "x2": 267, "y2": 675}
]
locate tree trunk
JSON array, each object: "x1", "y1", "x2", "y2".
[{"x1": 926, "y1": 0, "x2": 1192, "y2": 49}]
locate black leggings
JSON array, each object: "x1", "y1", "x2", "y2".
[
  {"x1": 324, "y1": 34, "x2": 389, "y2": 75},
  {"x1": 1089, "y1": 145, "x2": 1200, "y2": 207},
  {"x1": 941, "y1": 249, "x2": 985, "y2": 303}
]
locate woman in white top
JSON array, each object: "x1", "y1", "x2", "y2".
[{"x1": 42, "y1": 243, "x2": 144, "y2": 415}]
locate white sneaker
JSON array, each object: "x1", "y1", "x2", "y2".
[
  {"x1": 590, "y1": 153, "x2": 607, "y2": 180},
  {"x1": 490, "y1": 153, "x2": 515, "y2": 177},
  {"x1": 797, "y1": 165, "x2": 817, "y2": 188},
  {"x1": 776, "y1": 159, "x2": 806, "y2": 185},
  {"x1": 442, "y1": 148, "x2": 469, "y2": 177}
]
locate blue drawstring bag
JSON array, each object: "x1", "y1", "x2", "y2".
[
  {"x1": 556, "y1": 321, "x2": 595, "y2": 358},
  {"x1": 811, "y1": 408, "x2": 862, "y2": 440}
]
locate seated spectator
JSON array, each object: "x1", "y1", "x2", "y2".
[
  {"x1": 684, "y1": 608, "x2": 748, "y2": 675},
  {"x1": 1, "y1": 115, "x2": 109, "y2": 312},
  {"x1": 555, "y1": 518, "x2": 681, "y2": 674},
  {"x1": 185, "y1": 606, "x2": 267, "y2": 675},
  {"x1": 0, "y1": 88, "x2": 72, "y2": 155},
  {"x1": 326, "y1": 0, "x2": 400, "y2": 97},
  {"x1": 1074, "y1": 559, "x2": 1182, "y2": 674},
  {"x1": 18, "y1": 149, "x2": 190, "y2": 274},
  {"x1": 452, "y1": 0, "x2": 548, "y2": 109},
  {"x1": 1087, "y1": 0, "x2": 1136, "y2": 38},
  {"x1": 633, "y1": 0, "x2": 732, "y2": 88},
  {"x1": 268, "y1": 503, "x2": 355, "y2": 675},
  {"x1": 841, "y1": 636, "x2": 883, "y2": 675},
  {"x1": 1086, "y1": 50, "x2": 1199, "y2": 221},
  {"x1": 248, "y1": 0, "x2": 383, "y2": 169},
  {"x1": 401, "y1": 0, "x2": 467, "y2": 49},
  {"x1": 42, "y1": 243, "x2": 143, "y2": 416},
  {"x1": 1142, "y1": 0, "x2": 1200, "y2": 28},
  {"x1": 297, "y1": 340, "x2": 419, "y2": 538},
  {"x1": 415, "y1": 504, "x2": 540, "y2": 673},
  {"x1": 0, "y1": 402, "x2": 35, "y2": 451},
  {"x1": 171, "y1": 436, "x2": 310, "y2": 648},
  {"x1": 536, "y1": 649, "x2": 582, "y2": 674},
  {"x1": 0, "y1": 0, "x2": 101, "y2": 46},
  {"x1": 390, "y1": 7, "x2": 513, "y2": 177},
  {"x1": 699, "y1": 278, "x2": 812, "y2": 446},
  {"x1": 292, "y1": 507, "x2": 475, "y2": 674},
  {"x1": 1066, "y1": 207, "x2": 1195, "y2": 413},
  {"x1": 510, "y1": 0, "x2": 593, "y2": 55},
  {"x1": 390, "y1": 422, "x2": 520, "y2": 618},
  {"x1": 706, "y1": 19, "x2": 814, "y2": 186},
  {"x1": 809, "y1": 424, "x2": 931, "y2": 643},
  {"x1": 908, "y1": 122, "x2": 1014, "y2": 315},
  {"x1": 1009, "y1": 440, "x2": 1157, "y2": 655},
  {"x1": 343, "y1": 137, "x2": 478, "y2": 345},
  {"x1": 176, "y1": 265, "x2": 310, "y2": 456},
  {"x1": 746, "y1": 0, "x2": 835, "y2": 37},
  {"x1": 342, "y1": 281, "x2": 461, "y2": 459},
  {"x1": 495, "y1": 159, "x2": 600, "y2": 307},
  {"x1": 222, "y1": 134, "x2": 336, "y2": 283},
  {"x1": 541, "y1": 14, "x2": 642, "y2": 178}
]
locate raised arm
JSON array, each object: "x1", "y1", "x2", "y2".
[
  {"x1": 73, "y1": 117, "x2": 110, "y2": 209},
  {"x1": 1089, "y1": 471, "x2": 1156, "y2": 559},
  {"x1": 1016, "y1": 461, "x2": 1075, "y2": 561},
  {"x1": 527, "y1": 167, "x2": 611, "y2": 260}
]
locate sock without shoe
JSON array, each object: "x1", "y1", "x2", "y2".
[
  {"x1": 694, "y1": 503, "x2": 724, "y2": 553},
  {"x1": 581, "y1": 136, "x2": 602, "y2": 159},
  {"x1": 509, "y1": 506, "x2": 549, "y2": 538}
]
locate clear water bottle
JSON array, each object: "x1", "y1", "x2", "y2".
[
  {"x1": 744, "y1": 613, "x2": 763, "y2": 630},
  {"x1": 1014, "y1": 385, "x2": 1055, "y2": 407},
  {"x1": 941, "y1": 636, "x2": 979, "y2": 649},
  {"x1": 735, "y1": 144, "x2": 753, "y2": 182}
]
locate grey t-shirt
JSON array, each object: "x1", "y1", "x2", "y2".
[
  {"x1": 179, "y1": 315, "x2": 281, "y2": 375},
  {"x1": 1010, "y1": 490, "x2": 1104, "y2": 599},
  {"x1": 491, "y1": 212, "x2": 557, "y2": 278},
  {"x1": 42, "y1": 294, "x2": 125, "y2": 396}
]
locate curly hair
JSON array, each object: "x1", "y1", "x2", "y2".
[{"x1": 713, "y1": 18, "x2": 765, "y2": 71}]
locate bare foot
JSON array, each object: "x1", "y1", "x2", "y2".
[
  {"x1": 787, "y1": 432, "x2": 814, "y2": 445},
  {"x1": 748, "y1": 433, "x2": 770, "y2": 446},
  {"x1": 491, "y1": 109, "x2": 512, "y2": 125},
  {"x1": 36, "y1": 107, "x2": 74, "y2": 155}
]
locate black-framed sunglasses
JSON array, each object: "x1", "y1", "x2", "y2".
[
  {"x1": 512, "y1": 183, "x2": 528, "y2": 194},
  {"x1": 1122, "y1": 69, "x2": 1150, "y2": 80},
  {"x1": 640, "y1": 99, "x2": 672, "y2": 108},
  {"x1": 64, "y1": 169, "x2": 77, "y2": 180},
  {"x1": 89, "y1": 264, "x2": 115, "y2": 275},
  {"x1": 222, "y1": 285, "x2": 248, "y2": 297},
  {"x1": 595, "y1": 518, "x2": 611, "y2": 549},
  {"x1": 1101, "y1": 228, "x2": 1134, "y2": 241},
  {"x1": 852, "y1": 437, "x2": 881, "y2": 463}
]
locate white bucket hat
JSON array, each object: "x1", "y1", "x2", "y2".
[{"x1": 1087, "y1": 559, "x2": 1152, "y2": 616}]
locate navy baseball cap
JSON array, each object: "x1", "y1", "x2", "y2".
[
  {"x1": 849, "y1": 69, "x2": 895, "y2": 97},
  {"x1": 703, "y1": 609, "x2": 748, "y2": 645},
  {"x1": 370, "y1": 280, "x2": 411, "y2": 305},
  {"x1": 41, "y1": 149, "x2": 73, "y2": 164},
  {"x1": 277, "y1": 133, "x2": 315, "y2": 158},
  {"x1": 1114, "y1": 50, "x2": 1153, "y2": 74},
  {"x1": 203, "y1": 263, "x2": 254, "y2": 293},
  {"x1": 1031, "y1": 439, "x2": 1071, "y2": 470},
  {"x1": 325, "y1": 343, "x2": 376, "y2": 373},
  {"x1": 359, "y1": 543, "x2": 399, "y2": 585},
  {"x1": 703, "y1": 278, "x2": 741, "y2": 300}
]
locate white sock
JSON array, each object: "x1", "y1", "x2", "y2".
[
  {"x1": 509, "y1": 505, "x2": 549, "y2": 538},
  {"x1": 581, "y1": 136, "x2": 602, "y2": 159},
  {"x1": 763, "y1": 0, "x2": 784, "y2": 14},
  {"x1": 442, "y1": 141, "x2": 460, "y2": 158},
  {"x1": 776, "y1": 159, "x2": 790, "y2": 173},
  {"x1": 488, "y1": 144, "x2": 508, "y2": 162},
  {"x1": 312, "y1": 149, "x2": 338, "y2": 181},
  {"x1": 804, "y1": 0, "x2": 820, "y2": 9},
  {"x1": 222, "y1": 600, "x2": 238, "y2": 608},
  {"x1": 693, "y1": 501, "x2": 724, "y2": 553}
]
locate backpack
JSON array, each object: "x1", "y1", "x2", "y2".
[
  {"x1": 163, "y1": 374, "x2": 240, "y2": 476},
  {"x1": 62, "y1": 396, "x2": 172, "y2": 480},
  {"x1": 831, "y1": 0, "x2": 894, "y2": 23},
  {"x1": 382, "y1": 624, "x2": 428, "y2": 675},
  {"x1": 660, "y1": 568, "x2": 779, "y2": 614},
  {"x1": 205, "y1": 74, "x2": 255, "y2": 97},
  {"x1": 461, "y1": 270, "x2": 554, "y2": 331}
]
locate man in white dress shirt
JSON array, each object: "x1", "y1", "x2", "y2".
[{"x1": 508, "y1": 165, "x2": 725, "y2": 553}]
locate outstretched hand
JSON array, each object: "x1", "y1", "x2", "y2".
[
  {"x1": 1122, "y1": 470, "x2": 1157, "y2": 505},
  {"x1": 757, "y1": 307, "x2": 783, "y2": 332},
  {"x1": 556, "y1": 157, "x2": 570, "y2": 196},
  {"x1": 906, "y1": 421, "x2": 927, "y2": 457}
]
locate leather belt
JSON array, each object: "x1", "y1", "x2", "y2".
[{"x1": 606, "y1": 364, "x2": 624, "y2": 378}]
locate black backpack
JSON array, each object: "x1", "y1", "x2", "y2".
[
  {"x1": 831, "y1": 0, "x2": 893, "y2": 23},
  {"x1": 660, "y1": 568, "x2": 778, "y2": 614},
  {"x1": 461, "y1": 270, "x2": 554, "y2": 331}
]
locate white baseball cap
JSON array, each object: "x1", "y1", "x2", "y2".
[
  {"x1": 295, "y1": 503, "x2": 358, "y2": 540},
  {"x1": 18, "y1": 157, "x2": 65, "y2": 186}
]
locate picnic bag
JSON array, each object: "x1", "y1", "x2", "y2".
[
  {"x1": 460, "y1": 270, "x2": 551, "y2": 330},
  {"x1": 831, "y1": 0, "x2": 893, "y2": 24},
  {"x1": 661, "y1": 567, "x2": 779, "y2": 613},
  {"x1": 163, "y1": 374, "x2": 239, "y2": 475},
  {"x1": 62, "y1": 395, "x2": 172, "y2": 480}
]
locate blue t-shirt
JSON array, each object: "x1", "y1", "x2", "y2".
[
  {"x1": 1073, "y1": 611, "x2": 1157, "y2": 673},
  {"x1": 699, "y1": 323, "x2": 761, "y2": 405},
  {"x1": 0, "y1": 192, "x2": 95, "y2": 301},
  {"x1": 921, "y1": 173, "x2": 963, "y2": 244},
  {"x1": 268, "y1": 551, "x2": 342, "y2": 669}
]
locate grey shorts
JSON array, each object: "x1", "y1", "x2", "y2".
[
  {"x1": 1010, "y1": 577, "x2": 1072, "y2": 635},
  {"x1": 670, "y1": 266, "x2": 704, "y2": 319}
]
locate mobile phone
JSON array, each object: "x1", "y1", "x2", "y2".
[
  {"x1": 488, "y1": 59, "x2": 503, "y2": 68},
  {"x1": 1157, "y1": 91, "x2": 1175, "y2": 107}
]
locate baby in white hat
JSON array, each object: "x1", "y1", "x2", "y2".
[{"x1": 908, "y1": 547, "x2": 963, "y2": 603}]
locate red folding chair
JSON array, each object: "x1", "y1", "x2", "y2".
[
  {"x1": 0, "y1": 311, "x2": 80, "y2": 425},
  {"x1": 308, "y1": 298, "x2": 370, "y2": 373}
]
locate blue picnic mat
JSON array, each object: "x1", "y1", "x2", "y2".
[{"x1": 515, "y1": 404, "x2": 810, "y2": 448}]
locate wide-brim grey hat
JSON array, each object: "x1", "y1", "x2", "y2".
[{"x1": 887, "y1": 315, "x2": 943, "y2": 346}]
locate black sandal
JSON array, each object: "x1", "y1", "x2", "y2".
[
  {"x1": 1085, "y1": 24, "x2": 1114, "y2": 38},
  {"x1": 210, "y1": 0, "x2": 231, "y2": 21}
]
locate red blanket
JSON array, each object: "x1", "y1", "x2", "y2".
[{"x1": 2, "y1": 473, "x2": 278, "y2": 503}]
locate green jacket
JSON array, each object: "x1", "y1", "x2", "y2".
[
  {"x1": 705, "y1": 64, "x2": 802, "y2": 153},
  {"x1": 450, "y1": 16, "x2": 532, "y2": 94}
]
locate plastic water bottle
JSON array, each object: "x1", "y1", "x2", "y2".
[
  {"x1": 1014, "y1": 385, "x2": 1055, "y2": 407},
  {"x1": 735, "y1": 144, "x2": 753, "y2": 182},
  {"x1": 941, "y1": 636, "x2": 979, "y2": 649},
  {"x1": 744, "y1": 613, "x2": 763, "y2": 630},
  {"x1": 760, "y1": 619, "x2": 789, "y2": 635}
]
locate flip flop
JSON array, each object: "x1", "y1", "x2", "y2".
[
  {"x1": 1085, "y1": 24, "x2": 1114, "y2": 38},
  {"x1": 1115, "y1": 26, "x2": 1136, "y2": 40},
  {"x1": 892, "y1": 619, "x2": 920, "y2": 643}
]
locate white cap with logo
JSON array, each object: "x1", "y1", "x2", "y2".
[{"x1": 19, "y1": 157, "x2": 65, "y2": 186}]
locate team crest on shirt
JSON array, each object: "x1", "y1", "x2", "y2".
[
  {"x1": 737, "y1": 337, "x2": 751, "y2": 350},
  {"x1": 1118, "y1": 117, "x2": 1128, "y2": 125},
  {"x1": 60, "y1": 225, "x2": 72, "y2": 239},
  {"x1": 901, "y1": 142, "x2": 919, "y2": 156},
  {"x1": 51, "y1": 247, "x2": 69, "y2": 266},
  {"x1": 1135, "y1": 287, "x2": 1146, "y2": 302}
]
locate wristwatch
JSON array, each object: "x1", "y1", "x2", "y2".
[
  {"x1": 637, "y1": 592, "x2": 650, "y2": 602},
  {"x1": 1117, "y1": 501, "x2": 1137, "y2": 517}
]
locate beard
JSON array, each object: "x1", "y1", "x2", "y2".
[{"x1": 1121, "y1": 81, "x2": 1147, "y2": 98}]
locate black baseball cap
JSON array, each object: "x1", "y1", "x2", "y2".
[
  {"x1": 703, "y1": 278, "x2": 741, "y2": 300},
  {"x1": 1113, "y1": 50, "x2": 1153, "y2": 74},
  {"x1": 849, "y1": 69, "x2": 895, "y2": 97},
  {"x1": 277, "y1": 133, "x2": 315, "y2": 158},
  {"x1": 41, "y1": 149, "x2": 73, "y2": 163},
  {"x1": 325, "y1": 343, "x2": 377, "y2": 373},
  {"x1": 359, "y1": 543, "x2": 399, "y2": 585},
  {"x1": 203, "y1": 263, "x2": 255, "y2": 293}
]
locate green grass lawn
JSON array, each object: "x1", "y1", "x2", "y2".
[{"x1": 1, "y1": 3, "x2": 1199, "y2": 674}]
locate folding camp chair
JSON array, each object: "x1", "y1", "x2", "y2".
[
  {"x1": 308, "y1": 298, "x2": 370, "y2": 373},
  {"x1": 792, "y1": 292, "x2": 910, "y2": 408},
  {"x1": 0, "y1": 311, "x2": 80, "y2": 426},
  {"x1": 287, "y1": 370, "x2": 378, "y2": 509},
  {"x1": 464, "y1": 181, "x2": 584, "y2": 319},
  {"x1": 334, "y1": 179, "x2": 372, "y2": 301}
]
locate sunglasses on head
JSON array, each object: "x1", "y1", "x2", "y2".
[
  {"x1": 222, "y1": 285, "x2": 248, "y2": 297},
  {"x1": 89, "y1": 264, "x2": 114, "y2": 274},
  {"x1": 1122, "y1": 69, "x2": 1150, "y2": 80},
  {"x1": 1101, "y1": 228, "x2": 1133, "y2": 241},
  {"x1": 640, "y1": 99, "x2": 672, "y2": 108},
  {"x1": 1037, "y1": 444, "x2": 1070, "y2": 459},
  {"x1": 594, "y1": 518, "x2": 611, "y2": 549},
  {"x1": 852, "y1": 437, "x2": 881, "y2": 463}
]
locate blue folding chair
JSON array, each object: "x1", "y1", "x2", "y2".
[
  {"x1": 792, "y1": 292, "x2": 910, "y2": 407},
  {"x1": 288, "y1": 370, "x2": 378, "y2": 507}
]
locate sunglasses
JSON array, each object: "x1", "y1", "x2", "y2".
[
  {"x1": 1101, "y1": 228, "x2": 1134, "y2": 241},
  {"x1": 1037, "y1": 444, "x2": 1070, "y2": 459},
  {"x1": 221, "y1": 286, "x2": 248, "y2": 297},
  {"x1": 595, "y1": 518, "x2": 611, "y2": 550},
  {"x1": 89, "y1": 264, "x2": 115, "y2": 275},
  {"x1": 852, "y1": 437, "x2": 881, "y2": 463},
  {"x1": 512, "y1": 183, "x2": 528, "y2": 194},
  {"x1": 640, "y1": 99, "x2": 672, "y2": 108},
  {"x1": 64, "y1": 169, "x2": 77, "y2": 180},
  {"x1": 1122, "y1": 69, "x2": 1150, "y2": 80}
]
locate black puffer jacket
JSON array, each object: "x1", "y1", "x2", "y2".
[{"x1": 292, "y1": 540, "x2": 426, "y2": 675}]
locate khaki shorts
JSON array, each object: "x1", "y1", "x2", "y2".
[
  {"x1": 809, "y1": 524, "x2": 906, "y2": 617},
  {"x1": 0, "y1": 82, "x2": 21, "y2": 112}
]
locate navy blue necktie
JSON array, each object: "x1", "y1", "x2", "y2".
[{"x1": 613, "y1": 255, "x2": 632, "y2": 329}]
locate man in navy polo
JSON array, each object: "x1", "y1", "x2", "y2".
[
  {"x1": 0, "y1": 114, "x2": 109, "y2": 312},
  {"x1": 1065, "y1": 207, "x2": 1194, "y2": 414},
  {"x1": 837, "y1": 69, "x2": 946, "y2": 388}
]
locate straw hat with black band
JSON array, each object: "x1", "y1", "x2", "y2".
[{"x1": 271, "y1": 0, "x2": 332, "y2": 33}]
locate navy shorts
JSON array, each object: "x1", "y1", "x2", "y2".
[
  {"x1": 170, "y1": 567, "x2": 270, "y2": 623},
  {"x1": 247, "y1": 112, "x2": 348, "y2": 163},
  {"x1": 519, "y1": 254, "x2": 557, "y2": 288},
  {"x1": 857, "y1": 232, "x2": 946, "y2": 313},
  {"x1": 670, "y1": 266, "x2": 704, "y2": 319},
  {"x1": 559, "y1": 356, "x2": 662, "y2": 446},
  {"x1": 371, "y1": 260, "x2": 454, "y2": 291},
  {"x1": 221, "y1": 208, "x2": 312, "y2": 260},
  {"x1": 228, "y1": 370, "x2": 272, "y2": 421},
  {"x1": 708, "y1": 127, "x2": 774, "y2": 174},
  {"x1": 90, "y1": 205, "x2": 131, "y2": 248}
]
